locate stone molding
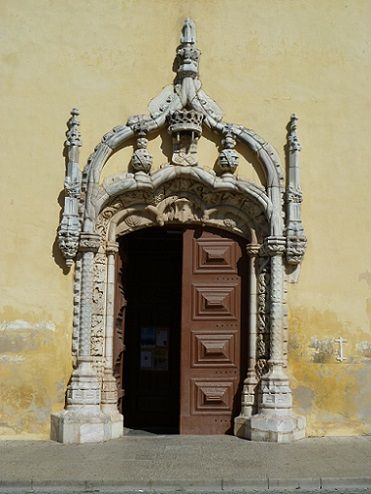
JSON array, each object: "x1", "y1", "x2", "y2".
[{"x1": 79, "y1": 232, "x2": 101, "y2": 253}]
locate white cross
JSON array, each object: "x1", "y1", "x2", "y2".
[{"x1": 335, "y1": 337, "x2": 347, "y2": 362}]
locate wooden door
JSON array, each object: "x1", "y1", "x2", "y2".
[{"x1": 180, "y1": 228, "x2": 247, "y2": 434}]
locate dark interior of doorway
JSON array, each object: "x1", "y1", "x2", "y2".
[{"x1": 120, "y1": 227, "x2": 182, "y2": 434}]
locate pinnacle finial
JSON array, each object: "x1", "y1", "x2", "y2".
[
  {"x1": 176, "y1": 18, "x2": 200, "y2": 79},
  {"x1": 66, "y1": 107, "x2": 82, "y2": 148},
  {"x1": 288, "y1": 113, "x2": 301, "y2": 153},
  {"x1": 180, "y1": 18, "x2": 196, "y2": 44}
]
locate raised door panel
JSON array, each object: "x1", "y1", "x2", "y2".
[{"x1": 180, "y1": 228, "x2": 246, "y2": 434}]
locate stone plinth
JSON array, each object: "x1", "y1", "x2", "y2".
[
  {"x1": 234, "y1": 412, "x2": 306, "y2": 443},
  {"x1": 50, "y1": 360, "x2": 123, "y2": 444},
  {"x1": 101, "y1": 404, "x2": 124, "y2": 440},
  {"x1": 50, "y1": 406, "x2": 123, "y2": 444}
]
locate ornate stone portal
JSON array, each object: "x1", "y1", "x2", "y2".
[{"x1": 53, "y1": 18, "x2": 307, "y2": 443}]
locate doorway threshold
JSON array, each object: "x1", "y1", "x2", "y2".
[{"x1": 124, "y1": 427, "x2": 179, "y2": 436}]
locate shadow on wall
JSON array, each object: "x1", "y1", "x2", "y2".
[{"x1": 52, "y1": 189, "x2": 69, "y2": 275}]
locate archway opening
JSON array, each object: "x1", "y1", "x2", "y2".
[
  {"x1": 115, "y1": 226, "x2": 249, "y2": 435},
  {"x1": 120, "y1": 227, "x2": 183, "y2": 434}
]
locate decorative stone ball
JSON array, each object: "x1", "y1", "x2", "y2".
[
  {"x1": 131, "y1": 148, "x2": 153, "y2": 173},
  {"x1": 218, "y1": 148, "x2": 239, "y2": 174}
]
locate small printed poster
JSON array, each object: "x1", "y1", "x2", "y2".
[
  {"x1": 140, "y1": 350, "x2": 153, "y2": 369},
  {"x1": 156, "y1": 328, "x2": 168, "y2": 347},
  {"x1": 140, "y1": 327, "x2": 156, "y2": 346},
  {"x1": 154, "y1": 348, "x2": 168, "y2": 370},
  {"x1": 139, "y1": 327, "x2": 169, "y2": 370}
]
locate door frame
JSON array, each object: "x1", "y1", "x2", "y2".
[
  {"x1": 114, "y1": 225, "x2": 250, "y2": 434},
  {"x1": 75, "y1": 168, "x2": 285, "y2": 434}
]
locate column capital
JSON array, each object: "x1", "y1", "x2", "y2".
[
  {"x1": 106, "y1": 241, "x2": 119, "y2": 255},
  {"x1": 246, "y1": 243, "x2": 261, "y2": 257},
  {"x1": 79, "y1": 232, "x2": 101, "y2": 253},
  {"x1": 261, "y1": 236, "x2": 286, "y2": 257}
]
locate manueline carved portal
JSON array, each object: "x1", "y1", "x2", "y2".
[{"x1": 53, "y1": 18, "x2": 307, "y2": 444}]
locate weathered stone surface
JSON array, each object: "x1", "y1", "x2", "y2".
[{"x1": 235, "y1": 413, "x2": 306, "y2": 443}]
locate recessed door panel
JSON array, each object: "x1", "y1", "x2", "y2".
[
  {"x1": 180, "y1": 228, "x2": 248, "y2": 434},
  {"x1": 191, "y1": 330, "x2": 237, "y2": 367}
]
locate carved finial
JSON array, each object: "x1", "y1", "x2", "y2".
[
  {"x1": 288, "y1": 113, "x2": 301, "y2": 153},
  {"x1": 58, "y1": 108, "x2": 82, "y2": 268},
  {"x1": 66, "y1": 108, "x2": 82, "y2": 148},
  {"x1": 285, "y1": 113, "x2": 306, "y2": 269},
  {"x1": 131, "y1": 130, "x2": 153, "y2": 174},
  {"x1": 181, "y1": 18, "x2": 196, "y2": 44},
  {"x1": 217, "y1": 127, "x2": 239, "y2": 175},
  {"x1": 176, "y1": 18, "x2": 200, "y2": 79}
]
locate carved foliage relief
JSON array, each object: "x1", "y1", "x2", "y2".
[
  {"x1": 96, "y1": 177, "x2": 269, "y2": 244},
  {"x1": 90, "y1": 250, "x2": 107, "y2": 381},
  {"x1": 256, "y1": 256, "x2": 271, "y2": 379}
]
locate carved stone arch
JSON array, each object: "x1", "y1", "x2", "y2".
[
  {"x1": 53, "y1": 18, "x2": 307, "y2": 444},
  {"x1": 94, "y1": 169, "x2": 270, "y2": 245},
  {"x1": 81, "y1": 124, "x2": 284, "y2": 237}
]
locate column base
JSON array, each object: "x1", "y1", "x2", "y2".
[
  {"x1": 101, "y1": 404, "x2": 124, "y2": 440},
  {"x1": 234, "y1": 412, "x2": 306, "y2": 443},
  {"x1": 50, "y1": 406, "x2": 123, "y2": 444}
]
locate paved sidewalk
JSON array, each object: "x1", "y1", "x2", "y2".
[{"x1": 0, "y1": 434, "x2": 370, "y2": 491}]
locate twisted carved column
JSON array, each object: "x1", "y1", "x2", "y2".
[
  {"x1": 239, "y1": 243, "x2": 260, "y2": 418},
  {"x1": 79, "y1": 233, "x2": 101, "y2": 356},
  {"x1": 101, "y1": 241, "x2": 121, "y2": 412}
]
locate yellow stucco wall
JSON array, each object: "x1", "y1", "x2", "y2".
[{"x1": 1, "y1": 0, "x2": 370, "y2": 438}]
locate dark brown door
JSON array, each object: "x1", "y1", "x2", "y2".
[{"x1": 180, "y1": 228, "x2": 247, "y2": 434}]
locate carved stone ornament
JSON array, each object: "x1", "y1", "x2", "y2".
[
  {"x1": 58, "y1": 230, "x2": 80, "y2": 263},
  {"x1": 176, "y1": 18, "x2": 199, "y2": 79},
  {"x1": 285, "y1": 114, "x2": 307, "y2": 267},
  {"x1": 286, "y1": 236, "x2": 307, "y2": 265},
  {"x1": 262, "y1": 236, "x2": 286, "y2": 257},
  {"x1": 168, "y1": 109, "x2": 204, "y2": 166},
  {"x1": 79, "y1": 232, "x2": 101, "y2": 253},
  {"x1": 131, "y1": 132, "x2": 153, "y2": 174},
  {"x1": 53, "y1": 18, "x2": 307, "y2": 445},
  {"x1": 58, "y1": 108, "x2": 82, "y2": 267},
  {"x1": 217, "y1": 128, "x2": 239, "y2": 176}
]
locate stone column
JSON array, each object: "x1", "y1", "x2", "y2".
[
  {"x1": 50, "y1": 233, "x2": 111, "y2": 443},
  {"x1": 234, "y1": 243, "x2": 260, "y2": 437},
  {"x1": 101, "y1": 241, "x2": 123, "y2": 438},
  {"x1": 66, "y1": 232, "x2": 102, "y2": 408},
  {"x1": 245, "y1": 236, "x2": 306, "y2": 442},
  {"x1": 259, "y1": 236, "x2": 291, "y2": 408}
]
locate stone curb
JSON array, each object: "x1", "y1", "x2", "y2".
[
  {"x1": 321, "y1": 477, "x2": 371, "y2": 488},
  {"x1": 0, "y1": 477, "x2": 370, "y2": 491}
]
